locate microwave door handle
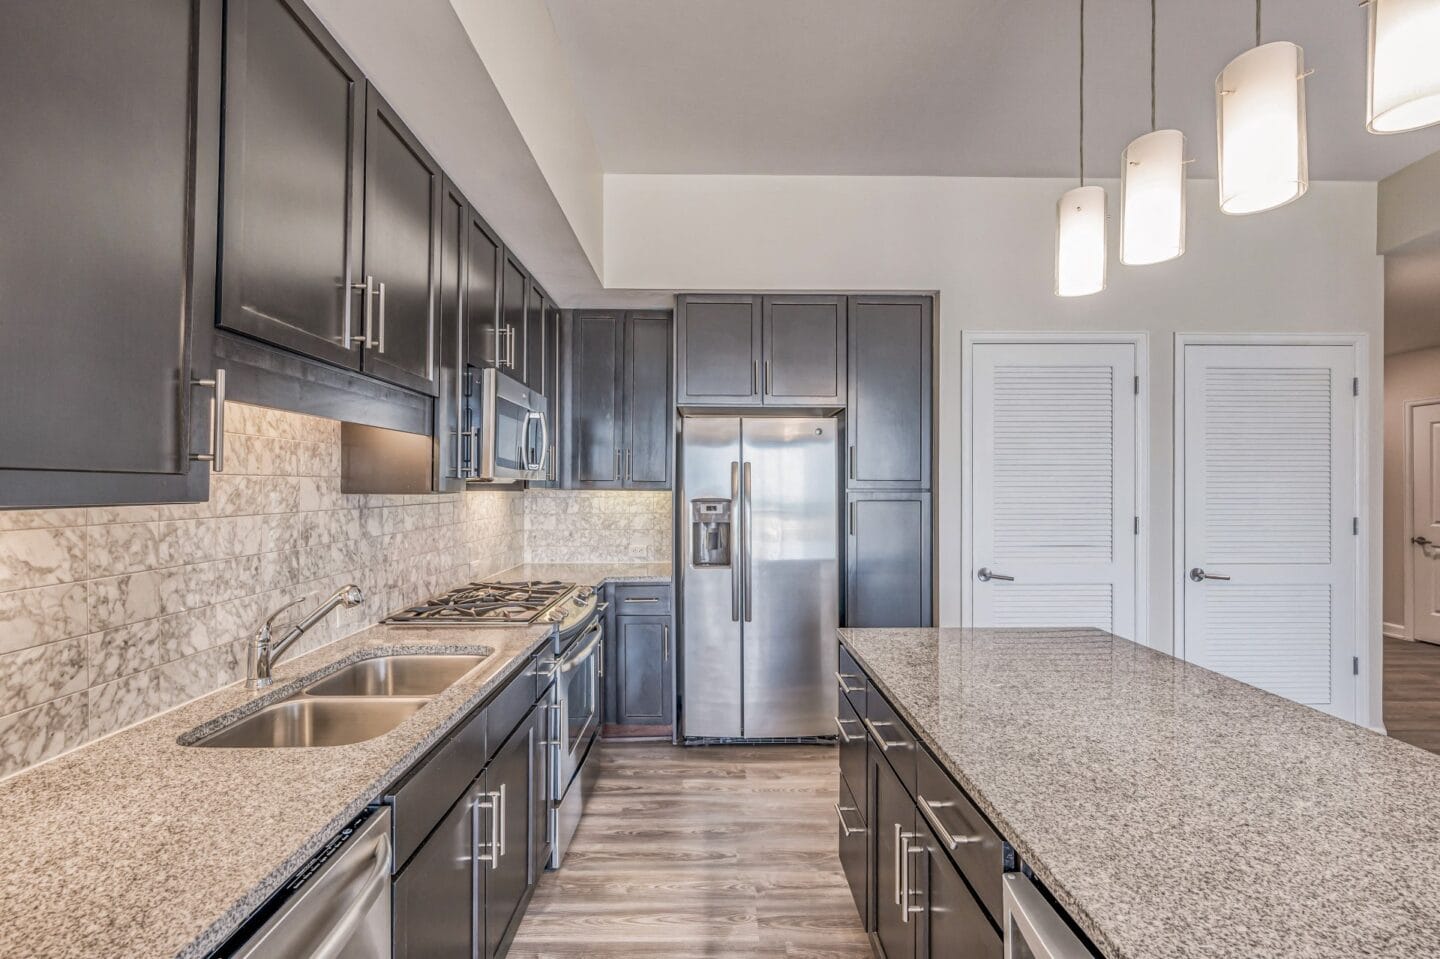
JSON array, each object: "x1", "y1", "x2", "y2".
[{"x1": 537, "y1": 410, "x2": 550, "y2": 474}]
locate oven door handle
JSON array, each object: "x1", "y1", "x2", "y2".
[{"x1": 559, "y1": 621, "x2": 603, "y2": 674}]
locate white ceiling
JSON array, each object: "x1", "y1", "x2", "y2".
[{"x1": 544, "y1": 0, "x2": 1440, "y2": 180}]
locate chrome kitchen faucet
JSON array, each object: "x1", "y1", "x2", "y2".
[{"x1": 247, "y1": 585, "x2": 365, "y2": 689}]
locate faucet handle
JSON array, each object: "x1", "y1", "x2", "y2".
[{"x1": 262, "y1": 596, "x2": 309, "y2": 634}]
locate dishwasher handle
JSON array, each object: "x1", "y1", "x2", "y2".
[
  {"x1": 310, "y1": 830, "x2": 392, "y2": 959},
  {"x1": 1002, "y1": 872, "x2": 1094, "y2": 959}
]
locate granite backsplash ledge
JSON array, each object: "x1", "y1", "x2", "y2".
[{"x1": 0, "y1": 402, "x2": 526, "y2": 778}]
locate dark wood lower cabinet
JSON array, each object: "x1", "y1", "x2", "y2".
[
  {"x1": 837, "y1": 772, "x2": 870, "y2": 932},
  {"x1": 484, "y1": 706, "x2": 539, "y2": 959},
  {"x1": 610, "y1": 616, "x2": 672, "y2": 727},
  {"x1": 872, "y1": 746, "x2": 916, "y2": 959},
  {"x1": 913, "y1": 821, "x2": 1003, "y2": 959},
  {"x1": 393, "y1": 787, "x2": 476, "y2": 959}
]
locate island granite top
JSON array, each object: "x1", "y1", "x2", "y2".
[{"x1": 838, "y1": 626, "x2": 1440, "y2": 959}]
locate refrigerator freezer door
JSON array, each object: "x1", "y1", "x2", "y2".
[
  {"x1": 740, "y1": 417, "x2": 840, "y2": 737},
  {"x1": 681, "y1": 417, "x2": 744, "y2": 738}
]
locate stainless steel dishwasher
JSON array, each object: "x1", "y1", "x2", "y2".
[{"x1": 215, "y1": 806, "x2": 392, "y2": 959}]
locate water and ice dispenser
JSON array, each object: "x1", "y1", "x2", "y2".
[{"x1": 690, "y1": 499, "x2": 733, "y2": 567}]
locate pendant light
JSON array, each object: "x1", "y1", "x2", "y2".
[
  {"x1": 1216, "y1": 0, "x2": 1309, "y2": 215},
  {"x1": 1056, "y1": 0, "x2": 1106, "y2": 297},
  {"x1": 1120, "y1": 0, "x2": 1186, "y2": 265},
  {"x1": 1366, "y1": 0, "x2": 1440, "y2": 133}
]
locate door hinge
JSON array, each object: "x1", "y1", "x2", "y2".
[
  {"x1": 1133, "y1": 375, "x2": 1140, "y2": 396},
  {"x1": 1353, "y1": 656, "x2": 1360, "y2": 676},
  {"x1": 1353, "y1": 377, "x2": 1359, "y2": 397},
  {"x1": 1353, "y1": 517, "x2": 1359, "y2": 535},
  {"x1": 1134, "y1": 516, "x2": 1140, "y2": 535}
]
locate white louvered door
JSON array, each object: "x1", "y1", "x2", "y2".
[
  {"x1": 969, "y1": 342, "x2": 1139, "y2": 639},
  {"x1": 1180, "y1": 344, "x2": 1357, "y2": 721}
]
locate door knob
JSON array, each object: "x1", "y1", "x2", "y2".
[
  {"x1": 1189, "y1": 568, "x2": 1231, "y2": 582},
  {"x1": 976, "y1": 568, "x2": 1014, "y2": 583},
  {"x1": 1413, "y1": 536, "x2": 1433, "y2": 547}
]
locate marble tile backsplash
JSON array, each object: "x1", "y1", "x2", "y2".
[
  {"x1": 522, "y1": 490, "x2": 672, "y2": 564},
  {"x1": 0, "y1": 403, "x2": 524, "y2": 779}
]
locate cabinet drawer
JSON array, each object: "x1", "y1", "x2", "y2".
[
  {"x1": 836, "y1": 687, "x2": 866, "y2": 801},
  {"x1": 864, "y1": 689, "x2": 916, "y2": 795},
  {"x1": 836, "y1": 772, "x2": 869, "y2": 931},
  {"x1": 486, "y1": 652, "x2": 540, "y2": 758},
  {"x1": 836, "y1": 643, "x2": 866, "y2": 713},
  {"x1": 611, "y1": 584, "x2": 672, "y2": 614},
  {"x1": 916, "y1": 745, "x2": 1005, "y2": 925}
]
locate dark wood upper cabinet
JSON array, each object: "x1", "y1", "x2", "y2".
[
  {"x1": 433, "y1": 178, "x2": 468, "y2": 491},
  {"x1": 0, "y1": 0, "x2": 221, "y2": 508},
  {"x1": 529, "y1": 296, "x2": 562, "y2": 488},
  {"x1": 525, "y1": 282, "x2": 547, "y2": 391},
  {"x1": 846, "y1": 492, "x2": 932, "y2": 628},
  {"x1": 500, "y1": 255, "x2": 527, "y2": 379},
  {"x1": 218, "y1": 0, "x2": 364, "y2": 371},
  {"x1": 675, "y1": 294, "x2": 762, "y2": 405},
  {"x1": 762, "y1": 295, "x2": 846, "y2": 405},
  {"x1": 464, "y1": 208, "x2": 501, "y2": 371},
  {"x1": 848, "y1": 295, "x2": 932, "y2": 489},
  {"x1": 566, "y1": 310, "x2": 625, "y2": 489},
  {"x1": 359, "y1": 88, "x2": 440, "y2": 396},
  {"x1": 624, "y1": 312, "x2": 674, "y2": 489}
]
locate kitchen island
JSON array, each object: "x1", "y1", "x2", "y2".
[{"x1": 839, "y1": 626, "x2": 1440, "y2": 959}]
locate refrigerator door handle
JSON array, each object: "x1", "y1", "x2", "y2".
[
  {"x1": 743, "y1": 461, "x2": 753, "y2": 623},
  {"x1": 730, "y1": 460, "x2": 741, "y2": 622}
]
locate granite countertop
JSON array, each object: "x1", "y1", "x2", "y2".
[
  {"x1": 0, "y1": 618, "x2": 555, "y2": 959},
  {"x1": 494, "y1": 561, "x2": 672, "y2": 585},
  {"x1": 838, "y1": 627, "x2": 1440, "y2": 958}
]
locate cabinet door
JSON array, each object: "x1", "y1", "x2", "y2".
[
  {"x1": 360, "y1": 87, "x2": 440, "y2": 395},
  {"x1": 837, "y1": 772, "x2": 870, "y2": 933},
  {"x1": 1, "y1": 0, "x2": 219, "y2": 508},
  {"x1": 623, "y1": 312, "x2": 674, "y2": 489},
  {"x1": 544, "y1": 302, "x2": 563, "y2": 485},
  {"x1": 566, "y1": 311, "x2": 624, "y2": 489},
  {"x1": 433, "y1": 178, "x2": 468, "y2": 491},
  {"x1": 610, "y1": 616, "x2": 672, "y2": 727},
  {"x1": 394, "y1": 784, "x2": 478, "y2": 959},
  {"x1": 499, "y1": 255, "x2": 527, "y2": 378},
  {"x1": 525, "y1": 283, "x2": 548, "y2": 391},
  {"x1": 847, "y1": 492, "x2": 932, "y2": 628},
  {"x1": 464, "y1": 208, "x2": 502, "y2": 371},
  {"x1": 675, "y1": 294, "x2": 762, "y2": 405},
  {"x1": 872, "y1": 746, "x2": 916, "y2": 959},
  {"x1": 847, "y1": 296, "x2": 932, "y2": 489},
  {"x1": 218, "y1": 0, "x2": 363, "y2": 371},
  {"x1": 763, "y1": 295, "x2": 846, "y2": 406},
  {"x1": 483, "y1": 710, "x2": 537, "y2": 959},
  {"x1": 914, "y1": 823, "x2": 1003, "y2": 959}
]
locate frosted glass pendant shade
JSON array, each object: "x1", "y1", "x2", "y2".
[
  {"x1": 1120, "y1": 129, "x2": 1187, "y2": 266},
  {"x1": 1055, "y1": 185, "x2": 1107, "y2": 297},
  {"x1": 1367, "y1": 0, "x2": 1440, "y2": 133},
  {"x1": 1216, "y1": 41, "x2": 1309, "y2": 215}
]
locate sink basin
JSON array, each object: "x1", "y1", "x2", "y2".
[
  {"x1": 193, "y1": 697, "x2": 429, "y2": 748},
  {"x1": 302, "y1": 654, "x2": 488, "y2": 697}
]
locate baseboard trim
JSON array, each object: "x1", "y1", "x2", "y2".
[{"x1": 1383, "y1": 621, "x2": 1409, "y2": 641}]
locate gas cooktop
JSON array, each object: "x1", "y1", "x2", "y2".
[{"x1": 383, "y1": 580, "x2": 578, "y2": 626}]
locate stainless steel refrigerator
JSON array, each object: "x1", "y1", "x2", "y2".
[{"x1": 680, "y1": 416, "x2": 839, "y2": 739}]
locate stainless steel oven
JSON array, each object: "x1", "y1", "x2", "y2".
[
  {"x1": 473, "y1": 367, "x2": 548, "y2": 482},
  {"x1": 550, "y1": 605, "x2": 604, "y2": 867},
  {"x1": 1002, "y1": 873, "x2": 1094, "y2": 959}
]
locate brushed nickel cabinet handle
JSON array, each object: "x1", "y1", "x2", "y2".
[
  {"x1": 496, "y1": 783, "x2": 506, "y2": 859},
  {"x1": 834, "y1": 671, "x2": 863, "y2": 695},
  {"x1": 350, "y1": 276, "x2": 376, "y2": 346},
  {"x1": 893, "y1": 823, "x2": 902, "y2": 906},
  {"x1": 623, "y1": 597, "x2": 661, "y2": 604},
  {"x1": 901, "y1": 832, "x2": 923, "y2": 922},
  {"x1": 189, "y1": 368, "x2": 226, "y2": 473},
  {"x1": 863, "y1": 717, "x2": 904, "y2": 752},
  {"x1": 375, "y1": 280, "x2": 387, "y2": 353},
  {"x1": 833, "y1": 715, "x2": 859, "y2": 743},
  {"x1": 663, "y1": 624, "x2": 670, "y2": 662},
  {"x1": 834, "y1": 803, "x2": 865, "y2": 837},
  {"x1": 917, "y1": 795, "x2": 983, "y2": 850}
]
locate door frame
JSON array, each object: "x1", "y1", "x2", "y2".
[
  {"x1": 1402, "y1": 395, "x2": 1440, "y2": 645},
  {"x1": 1172, "y1": 332, "x2": 1370, "y2": 723},
  {"x1": 961, "y1": 331, "x2": 1150, "y2": 646}
]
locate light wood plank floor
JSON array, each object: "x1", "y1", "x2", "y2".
[
  {"x1": 1385, "y1": 636, "x2": 1440, "y2": 755},
  {"x1": 509, "y1": 742, "x2": 871, "y2": 959}
]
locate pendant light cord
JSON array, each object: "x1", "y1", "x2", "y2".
[
  {"x1": 1255, "y1": 0, "x2": 1262, "y2": 46},
  {"x1": 1150, "y1": 0, "x2": 1157, "y2": 131},
  {"x1": 1079, "y1": 0, "x2": 1086, "y2": 184}
]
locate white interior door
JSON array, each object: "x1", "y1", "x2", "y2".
[
  {"x1": 1409, "y1": 402, "x2": 1440, "y2": 645},
  {"x1": 969, "y1": 341, "x2": 1139, "y2": 639},
  {"x1": 1179, "y1": 343, "x2": 1357, "y2": 721}
]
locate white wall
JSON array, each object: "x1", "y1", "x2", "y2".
[
  {"x1": 450, "y1": 0, "x2": 605, "y2": 280},
  {"x1": 605, "y1": 173, "x2": 1385, "y2": 726}
]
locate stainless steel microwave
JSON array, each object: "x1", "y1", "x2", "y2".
[{"x1": 473, "y1": 367, "x2": 548, "y2": 482}]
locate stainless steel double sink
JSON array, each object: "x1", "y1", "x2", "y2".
[{"x1": 193, "y1": 654, "x2": 488, "y2": 748}]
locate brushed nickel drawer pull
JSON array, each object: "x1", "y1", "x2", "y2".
[
  {"x1": 917, "y1": 795, "x2": 984, "y2": 850},
  {"x1": 834, "y1": 802, "x2": 864, "y2": 837},
  {"x1": 863, "y1": 717, "x2": 905, "y2": 752},
  {"x1": 835, "y1": 671, "x2": 863, "y2": 695}
]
